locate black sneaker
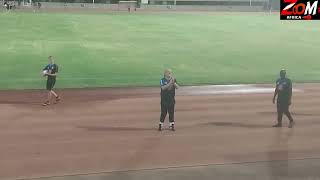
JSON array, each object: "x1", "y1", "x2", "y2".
[
  {"x1": 54, "y1": 96, "x2": 61, "y2": 104},
  {"x1": 158, "y1": 124, "x2": 162, "y2": 131},
  {"x1": 170, "y1": 124, "x2": 175, "y2": 131},
  {"x1": 272, "y1": 123, "x2": 282, "y2": 127},
  {"x1": 42, "y1": 101, "x2": 50, "y2": 106},
  {"x1": 288, "y1": 121, "x2": 295, "y2": 128}
]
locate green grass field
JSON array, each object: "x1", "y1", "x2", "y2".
[{"x1": 0, "y1": 11, "x2": 319, "y2": 89}]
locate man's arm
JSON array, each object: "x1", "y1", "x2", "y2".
[
  {"x1": 160, "y1": 78, "x2": 175, "y2": 90},
  {"x1": 174, "y1": 79, "x2": 179, "y2": 89},
  {"x1": 272, "y1": 85, "x2": 278, "y2": 104},
  {"x1": 174, "y1": 83, "x2": 179, "y2": 89},
  {"x1": 43, "y1": 65, "x2": 49, "y2": 71},
  {"x1": 47, "y1": 73, "x2": 58, "y2": 77},
  {"x1": 47, "y1": 65, "x2": 58, "y2": 77},
  {"x1": 288, "y1": 80, "x2": 293, "y2": 105}
]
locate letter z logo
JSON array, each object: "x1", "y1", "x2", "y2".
[{"x1": 281, "y1": 0, "x2": 298, "y2": 15}]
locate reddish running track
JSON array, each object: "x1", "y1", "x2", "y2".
[{"x1": 0, "y1": 84, "x2": 319, "y2": 180}]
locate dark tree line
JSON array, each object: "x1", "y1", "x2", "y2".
[{"x1": 30, "y1": 0, "x2": 124, "y2": 3}]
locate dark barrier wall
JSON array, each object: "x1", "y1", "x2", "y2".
[
  {"x1": 21, "y1": 0, "x2": 271, "y2": 8},
  {"x1": 153, "y1": 1, "x2": 266, "y2": 6},
  {"x1": 269, "y1": 0, "x2": 279, "y2": 10}
]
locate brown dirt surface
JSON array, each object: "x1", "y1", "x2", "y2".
[{"x1": 0, "y1": 83, "x2": 320, "y2": 180}]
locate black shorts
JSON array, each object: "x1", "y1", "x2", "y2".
[
  {"x1": 277, "y1": 101, "x2": 290, "y2": 112},
  {"x1": 46, "y1": 79, "x2": 56, "y2": 90}
]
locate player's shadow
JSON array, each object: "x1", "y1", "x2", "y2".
[
  {"x1": 77, "y1": 126, "x2": 154, "y2": 132},
  {"x1": 259, "y1": 111, "x2": 320, "y2": 117},
  {"x1": 202, "y1": 122, "x2": 270, "y2": 129},
  {"x1": 267, "y1": 128, "x2": 294, "y2": 178},
  {"x1": 0, "y1": 100, "x2": 40, "y2": 105}
]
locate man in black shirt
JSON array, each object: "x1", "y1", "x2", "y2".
[
  {"x1": 159, "y1": 69, "x2": 179, "y2": 131},
  {"x1": 272, "y1": 69, "x2": 295, "y2": 128},
  {"x1": 42, "y1": 56, "x2": 60, "y2": 106}
]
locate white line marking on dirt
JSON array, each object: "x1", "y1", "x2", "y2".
[{"x1": 180, "y1": 84, "x2": 303, "y2": 95}]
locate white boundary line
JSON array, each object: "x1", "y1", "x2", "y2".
[{"x1": 180, "y1": 84, "x2": 303, "y2": 95}]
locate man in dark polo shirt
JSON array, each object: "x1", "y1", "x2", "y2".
[
  {"x1": 159, "y1": 69, "x2": 179, "y2": 131},
  {"x1": 42, "y1": 56, "x2": 60, "y2": 106},
  {"x1": 272, "y1": 69, "x2": 295, "y2": 128}
]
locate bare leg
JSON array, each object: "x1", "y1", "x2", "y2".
[
  {"x1": 47, "y1": 91, "x2": 52, "y2": 102},
  {"x1": 284, "y1": 110, "x2": 295, "y2": 128},
  {"x1": 43, "y1": 91, "x2": 52, "y2": 106},
  {"x1": 51, "y1": 90, "x2": 58, "y2": 98},
  {"x1": 51, "y1": 90, "x2": 61, "y2": 103},
  {"x1": 273, "y1": 103, "x2": 283, "y2": 127}
]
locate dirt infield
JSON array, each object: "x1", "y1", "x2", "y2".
[{"x1": 0, "y1": 84, "x2": 320, "y2": 180}]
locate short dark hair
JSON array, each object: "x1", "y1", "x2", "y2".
[{"x1": 280, "y1": 69, "x2": 286, "y2": 78}]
